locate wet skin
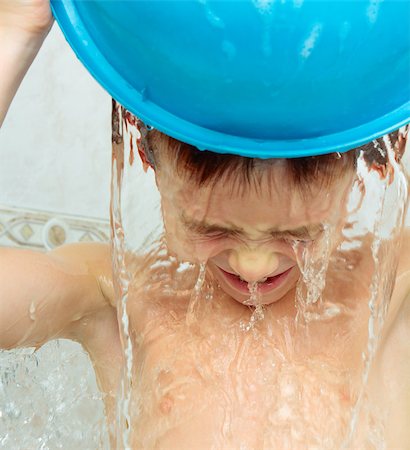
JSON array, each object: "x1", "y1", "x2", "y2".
[
  {"x1": 156, "y1": 154, "x2": 353, "y2": 307},
  {"x1": 52, "y1": 232, "x2": 410, "y2": 449},
  {"x1": 88, "y1": 159, "x2": 410, "y2": 448},
  {"x1": 1, "y1": 156, "x2": 410, "y2": 448}
]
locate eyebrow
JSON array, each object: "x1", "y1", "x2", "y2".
[{"x1": 180, "y1": 213, "x2": 323, "y2": 239}]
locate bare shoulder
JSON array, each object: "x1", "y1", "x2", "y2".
[
  {"x1": 0, "y1": 242, "x2": 114, "y2": 350},
  {"x1": 50, "y1": 241, "x2": 114, "y2": 307},
  {"x1": 49, "y1": 241, "x2": 118, "y2": 339},
  {"x1": 51, "y1": 243, "x2": 123, "y2": 406}
]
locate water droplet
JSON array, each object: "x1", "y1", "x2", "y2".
[
  {"x1": 300, "y1": 23, "x2": 323, "y2": 59},
  {"x1": 367, "y1": 0, "x2": 381, "y2": 24},
  {"x1": 200, "y1": 0, "x2": 225, "y2": 29},
  {"x1": 205, "y1": 283, "x2": 214, "y2": 302},
  {"x1": 240, "y1": 283, "x2": 265, "y2": 332},
  {"x1": 186, "y1": 262, "x2": 207, "y2": 326},
  {"x1": 221, "y1": 40, "x2": 236, "y2": 61},
  {"x1": 245, "y1": 281, "x2": 259, "y2": 306},
  {"x1": 254, "y1": 0, "x2": 275, "y2": 13},
  {"x1": 29, "y1": 301, "x2": 36, "y2": 321},
  {"x1": 140, "y1": 87, "x2": 148, "y2": 102},
  {"x1": 373, "y1": 139, "x2": 386, "y2": 157}
]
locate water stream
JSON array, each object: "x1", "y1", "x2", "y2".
[{"x1": 111, "y1": 100, "x2": 409, "y2": 449}]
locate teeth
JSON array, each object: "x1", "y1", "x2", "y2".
[{"x1": 237, "y1": 275, "x2": 268, "y2": 283}]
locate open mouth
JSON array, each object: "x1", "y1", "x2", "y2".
[{"x1": 218, "y1": 266, "x2": 294, "y2": 294}]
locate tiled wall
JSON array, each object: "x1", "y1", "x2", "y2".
[{"x1": 0, "y1": 206, "x2": 109, "y2": 251}]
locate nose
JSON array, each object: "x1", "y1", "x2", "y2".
[{"x1": 228, "y1": 246, "x2": 280, "y2": 282}]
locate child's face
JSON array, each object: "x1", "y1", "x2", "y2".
[{"x1": 156, "y1": 160, "x2": 354, "y2": 306}]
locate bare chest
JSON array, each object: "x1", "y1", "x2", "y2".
[
  {"x1": 91, "y1": 277, "x2": 410, "y2": 449},
  {"x1": 118, "y1": 295, "x2": 409, "y2": 449}
]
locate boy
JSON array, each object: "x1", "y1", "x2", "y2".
[{"x1": 1, "y1": 1, "x2": 410, "y2": 448}]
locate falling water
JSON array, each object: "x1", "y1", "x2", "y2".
[
  {"x1": 111, "y1": 101, "x2": 214, "y2": 447},
  {"x1": 240, "y1": 282, "x2": 266, "y2": 333},
  {"x1": 186, "y1": 262, "x2": 207, "y2": 326},
  {"x1": 110, "y1": 100, "x2": 409, "y2": 448},
  {"x1": 341, "y1": 133, "x2": 409, "y2": 449},
  {"x1": 292, "y1": 223, "x2": 334, "y2": 323},
  {"x1": 111, "y1": 100, "x2": 133, "y2": 449},
  {"x1": 288, "y1": 128, "x2": 409, "y2": 448}
]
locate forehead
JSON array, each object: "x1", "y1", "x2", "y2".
[{"x1": 170, "y1": 168, "x2": 350, "y2": 233}]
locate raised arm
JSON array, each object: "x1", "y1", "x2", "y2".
[
  {"x1": 0, "y1": 242, "x2": 114, "y2": 350},
  {"x1": 0, "y1": 0, "x2": 53, "y2": 127},
  {"x1": 0, "y1": 3, "x2": 117, "y2": 350}
]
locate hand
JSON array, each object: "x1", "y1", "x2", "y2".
[
  {"x1": 0, "y1": 0, "x2": 54, "y2": 127},
  {"x1": 0, "y1": 0, "x2": 53, "y2": 38}
]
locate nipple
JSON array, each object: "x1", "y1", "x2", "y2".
[{"x1": 159, "y1": 394, "x2": 173, "y2": 415}]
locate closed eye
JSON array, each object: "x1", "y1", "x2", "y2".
[
  {"x1": 185, "y1": 227, "x2": 237, "y2": 241},
  {"x1": 201, "y1": 230, "x2": 240, "y2": 240},
  {"x1": 199, "y1": 231, "x2": 229, "y2": 239},
  {"x1": 284, "y1": 230, "x2": 324, "y2": 243},
  {"x1": 281, "y1": 236, "x2": 311, "y2": 244}
]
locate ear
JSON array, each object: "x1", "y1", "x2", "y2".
[{"x1": 135, "y1": 119, "x2": 155, "y2": 173}]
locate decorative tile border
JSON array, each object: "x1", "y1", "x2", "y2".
[{"x1": 0, "y1": 206, "x2": 110, "y2": 251}]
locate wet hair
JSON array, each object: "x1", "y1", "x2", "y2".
[{"x1": 139, "y1": 124, "x2": 405, "y2": 196}]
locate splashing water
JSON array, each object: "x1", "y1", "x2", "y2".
[
  {"x1": 186, "y1": 262, "x2": 207, "y2": 327},
  {"x1": 110, "y1": 101, "x2": 409, "y2": 449},
  {"x1": 246, "y1": 281, "x2": 260, "y2": 305},
  {"x1": 341, "y1": 133, "x2": 409, "y2": 449},
  {"x1": 111, "y1": 100, "x2": 134, "y2": 449},
  {"x1": 240, "y1": 304, "x2": 266, "y2": 334},
  {"x1": 287, "y1": 128, "x2": 409, "y2": 448},
  {"x1": 292, "y1": 223, "x2": 334, "y2": 323},
  {"x1": 240, "y1": 282, "x2": 266, "y2": 333},
  {"x1": 0, "y1": 341, "x2": 108, "y2": 449}
]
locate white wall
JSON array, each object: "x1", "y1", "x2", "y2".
[{"x1": 0, "y1": 25, "x2": 111, "y2": 220}]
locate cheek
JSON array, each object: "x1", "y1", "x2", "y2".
[
  {"x1": 191, "y1": 239, "x2": 236, "y2": 260},
  {"x1": 196, "y1": 239, "x2": 300, "y2": 265}
]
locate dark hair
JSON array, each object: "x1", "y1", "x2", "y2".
[
  {"x1": 111, "y1": 101, "x2": 406, "y2": 195},
  {"x1": 142, "y1": 127, "x2": 404, "y2": 196}
]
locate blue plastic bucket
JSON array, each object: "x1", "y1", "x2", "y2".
[{"x1": 51, "y1": 0, "x2": 410, "y2": 158}]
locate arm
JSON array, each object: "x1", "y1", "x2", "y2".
[
  {"x1": 0, "y1": 242, "x2": 114, "y2": 350},
  {"x1": 0, "y1": 0, "x2": 53, "y2": 127}
]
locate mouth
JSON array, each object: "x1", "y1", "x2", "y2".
[{"x1": 217, "y1": 266, "x2": 294, "y2": 294}]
